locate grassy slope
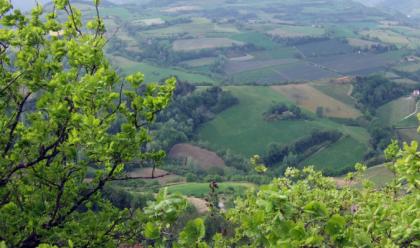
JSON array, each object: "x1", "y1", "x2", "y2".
[
  {"x1": 303, "y1": 136, "x2": 367, "y2": 172},
  {"x1": 109, "y1": 56, "x2": 215, "y2": 84},
  {"x1": 377, "y1": 97, "x2": 416, "y2": 126},
  {"x1": 198, "y1": 86, "x2": 369, "y2": 171},
  {"x1": 198, "y1": 86, "x2": 321, "y2": 156},
  {"x1": 312, "y1": 82, "x2": 356, "y2": 106}
]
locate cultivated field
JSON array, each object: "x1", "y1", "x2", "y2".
[
  {"x1": 309, "y1": 52, "x2": 400, "y2": 75},
  {"x1": 110, "y1": 56, "x2": 216, "y2": 84},
  {"x1": 303, "y1": 136, "x2": 367, "y2": 173},
  {"x1": 143, "y1": 18, "x2": 238, "y2": 38},
  {"x1": 198, "y1": 86, "x2": 321, "y2": 156},
  {"x1": 268, "y1": 25, "x2": 325, "y2": 38},
  {"x1": 198, "y1": 86, "x2": 368, "y2": 169},
  {"x1": 397, "y1": 128, "x2": 420, "y2": 143},
  {"x1": 168, "y1": 143, "x2": 226, "y2": 171},
  {"x1": 360, "y1": 30, "x2": 411, "y2": 47},
  {"x1": 180, "y1": 57, "x2": 216, "y2": 67},
  {"x1": 230, "y1": 61, "x2": 339, "y2": 84},
  {"x1": 377, "y1": 97, "x2": 417, "y2": 126},
  {"x1": 225, "y1": 59, "x2": 298, "y2": 75},
  {"x1": 271, "y1": 84, "x2": 361, "y2": 118},
  {"x1": 173, "y1": 38, "x2": 244, "y2": 51},
  {"x1": 347, "y1": 38, "x2": 381, "y2": 49},
  {"x1": 312, "y1": 81, "x2": 356, "y2": 106},
  {"x1": 296, "y1": 40, "x2": 353, "y2": 57}
]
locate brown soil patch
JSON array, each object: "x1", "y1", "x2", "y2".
[{"x1": 169, "y1": 143, "x2": 226, "y2": 171}]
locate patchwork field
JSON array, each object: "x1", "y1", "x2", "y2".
[
  {"x1": 198, "y1": 86, "x2": 322, "y2": 156},
  {"x1": 312, "y1": 81, "x2": 356, "y2": 106},
  {"x1": 230, "y1": 32, "x2": 281, "y2": 50},
  {"x1": 271, "y1": 84, "x2": 361, "y2": 118},
  {"x1": 168, "y1": 143, "x2": 226, "y2": 171},
  {"x1": 143, "y1": 17, "x2": 239, "y2": 38},
  {"x1": 198, "y1": 86, "x2": 368, "y2": 170},
  {"x1": 268, "y1": 25, "x2": 325, "y2": 38},
  {"x1": 360, "y1": 29, "x2": 411, "y2": 47},
  {"x1": 173, "y1": 38, "x2": 244, "y2": 52}
]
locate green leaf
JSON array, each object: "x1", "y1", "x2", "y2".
[
  {"x1": 179, "y1": 218, "x2": 205, "y2": 245},
  {"x1": 325, "y1": 214, "x2": 346, "y2": 236},
  {"x1": 304, "y1": 201, "x2": 329, "y2": 217},
  {"x1": 144, "y1": 222, "x2": 160, "y2": 240}
]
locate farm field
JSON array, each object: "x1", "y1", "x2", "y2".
[
  {"x1": 346, "y1": 38, "x2": 381, "y2": 49},
  {"x1": 271, "y1": 84, "x2": 361, "y2": 118},
  {"x1": 363, "y1": 164, "x2": 394, "y2": 187},
  {"x1": 360, "y1": 30, "x2": 412, "y2": 47},
  {"x1": 296, "y1": 40, "x2": 353, "y2": 57},
  {"x1": 310, "y1": 51, "x2": 407, "y2": 75},
  {"x1": 166, "y1": 182, "x2": 254, "y2": 197},
  {"x1": 230, "y1": 32, "x2": 281, "y2": 50},
  {"x1": 377, "y1": 97, "x2": 417, "y2": 126},
  {"x1": 312, "y1": 81, "x2": 356, "y2": 106},
  {"x1": 97, "y1": 0, "x2": 420, "y2": 180},
  {"x1": 198, "y1": 86, "x2": 323, "y2": 156},
  {"x1": 168, "y1": 143, "x2": 227, "y2": 171},
  {"x1": 230, "y1": 61, "x2": 339, "y2": 84},
  {"x1": 303, "y1": 136, "x2": 368, "y2": 173},
  {"x1": 109, "y1": 56, "x2": 216, "y2": 84},
  {"x1": 180, "y1": 57, "x2": 216, "y2": 67},
  {"x1": 397, "y1": 128, "x2": 420, "y2": 143},
  {"x1": 225, "y1": 59, "x2": 298, "y2": 75},
  {"x1": 268, "y1": 25, "x2": 325, "y2": 38},
  {"x1": 172, "y1": 38, "x2": 244, "y2": 52},
  {"x1": 198, "y1": 86, "x2": 369, "y2": 170},
  {"x1": 142, "y1": 17, "x2": 239, "y2": 38}
]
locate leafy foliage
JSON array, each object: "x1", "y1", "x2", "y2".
[
  {"x1": 1, "y1": 2, "x2": 419, "y2": 248},
  {"x1": 0, "y1": 1, "x2": 181, "y2": 246}
]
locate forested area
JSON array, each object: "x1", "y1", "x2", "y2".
[
  {"x1": 152, "y1": 81, "x2": 238, "y2": 151},
  {"x1": 352, "y1": 75, "x2": 411, "y2": 114},
  {"x1": 0, "y1": 1, "x2": 419, "y2": 248}
]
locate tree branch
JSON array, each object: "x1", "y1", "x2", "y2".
[{"x1": 2, "y1": 92, "x2": 31, "y2": 156}]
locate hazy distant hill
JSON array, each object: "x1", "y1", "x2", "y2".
[
  {"x1": 378, "y1": 0, "x2": 420, "y2": 17},
  {"x1": 356, "y1": 0, "x2": 420, "y2": 17}
]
